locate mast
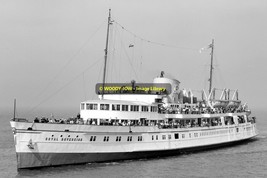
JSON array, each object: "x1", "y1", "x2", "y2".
[
  {"x1": 208, "y1": 39, "x2": 214, "y2": 94},
  {"x1": 102, "y1": 9, "x2": 112, "y2": 98}
]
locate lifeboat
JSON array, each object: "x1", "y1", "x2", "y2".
[
  {"x1": 226, "y1": 100, "x2": 241, "y2": 108},
  {"x1": 210, "y1": 100, "x2": 229, "y2": 108}
]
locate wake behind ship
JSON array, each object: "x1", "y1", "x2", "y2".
[{"x1": 10, "y1": 10, "x2": 258, "y2": 169}]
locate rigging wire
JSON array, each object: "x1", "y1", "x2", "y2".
[
  {"x1": 25, "y1": 57, "x2": 103, "y2": 116},
  {"x1": 97, "y1": 61, "x2": 104, "y2": 84},
  {"x1": 110, "y1": 19, "x2": 199, "y2": 83},
  {"x1": 32, "y1": 20, "x2": 106, "y2": 102},
  {"x1": 118, "y1": 25, "x2": 124, "y2": 82},
  {"x1": 113, "y1": 20, "x2": 199, "y2": 51},
  {"x1": 131, "y1": 35, "x2": 136, "y2": 68},
  {"x1": 82, "y1": 72, "x2": 87, "y2": 100},
  {"x1": 112, "y1": 22, "x2": 120, "y2": 82},
  {"x1": 120, "y1": 39, "x2": 139, "y2": 81},
  {"x1": 110, "y1": 19, "x2": 202, "y2": 83},
  {"x1": 213, "y1": 54, "x2": 227, "y2": 88},
  {"x1": 20, "y1": 15, "x2": 219, "y2": 116},
  {"x1": 87, "y1": 60, "x2": 103, "y2": 100},
  {"x1": 139, "y1": 39, "x2": 143, "y2": 81},
  {"x1": 201, "y1": 56, "x2": 210, "y2": 91},
  {"x1": 109, "y1": 20, "x2": 118, "y2": 83}
]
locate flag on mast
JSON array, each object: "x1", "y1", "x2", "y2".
[{"x1": 199, "y1": 43, "x2": 213, "y2": 53}]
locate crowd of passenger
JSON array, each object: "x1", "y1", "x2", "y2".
[
  {"x1": 160, "y1": 104, "x2": 247, "y2": 115},
  {"x1": 31, "y1": 114, "x2": 255, "y2": 130},
  {"x1": 33, "y1": 114, "x2": 84, "y2": 124},
  {"x1": 31, "y1": 114, "x2": 254, "y2": 131},
  {"x1": 33, "y1": 114, "x2": 226, "y2": 130},
  {"x1": 31, "y1": 103, "x2": 250, "y2": 129}
]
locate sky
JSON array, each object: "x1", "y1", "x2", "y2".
[{"x1": 1, "y1": 0, "x2": 267, "y2": 118}]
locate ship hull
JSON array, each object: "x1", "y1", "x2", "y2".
[
  {"x1": 11, "y1": 116, "x2": 258, "y2": 169},
  {"x1": 17, "y1": 136, "x2": 256, "y2": 169}
]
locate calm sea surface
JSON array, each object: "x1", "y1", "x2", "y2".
[{"x1": 0, "y1": 109, "x2": 266, "y2": 178}]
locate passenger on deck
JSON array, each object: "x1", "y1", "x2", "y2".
[
  {"x1": 41, "y1": 117, "x2": 48, "y2": 123},
  {"x1": 59, "y1": 119, "x2": 65, "y2": 124},
  {"x1": 34, "y1": 117, "x2": 39, "y2": 123}
]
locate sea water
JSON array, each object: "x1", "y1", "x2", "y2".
[{"x1": 0, "y1": 110, "x2": 266, "y2": 178}]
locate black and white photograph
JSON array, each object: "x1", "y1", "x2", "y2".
[{"x1": 0, "y1": 0, "x2": 266, "y2": 177}]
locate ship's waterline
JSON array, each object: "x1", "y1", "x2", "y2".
[{"x1": 10, "y1": 10, "x2": 258, "y2": 169}]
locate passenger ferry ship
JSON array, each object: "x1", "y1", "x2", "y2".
[{"x1": 10, "y1": 10, "x2": 258, "y2": 169}]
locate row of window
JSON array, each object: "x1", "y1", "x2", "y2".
[
  {"x1": 89, "y1": 134, "x2": 177, "y2": 142},
  {"x1": 90, "y1": 135, "x2": 134, "y2": 142},
  {"x1": 103, "y1": 136, "x2": 109, "y2": 142},
  {"x1": 88, "y1": 133, "x2": 183, "y2": 142},
  {"x1": 200, "y1": 130, "x2": 229, "y2": 137},
  {"x1": 81, "y1": 103, "x2": 158, "y2": 112},
  {"x1": 116, "y1": 136, "x2": 121, "y2": 142},
  {"x1": 152, "y1": 131, "x2": 228, "y2": 140},
  {"x1": 88, "y1": 129, "x2": 236, "y2": 143},
  {"x1": 153, "y1": 134, "x2": 175, "y2": 140},
  {"x1": 90, "y1": 136, "x2": 96, "y2": 141}
]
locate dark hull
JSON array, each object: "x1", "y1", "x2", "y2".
[{"x1": 17, "y1": 137, "x2": 257, "y2": 169}]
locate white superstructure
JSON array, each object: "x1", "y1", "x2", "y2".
[
  {"x1": 9, "y1": 10, "x2": 258, "y2": 169},
  {"x1": 10, "y1": 75, "x2": 258, "y2": 169}
]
